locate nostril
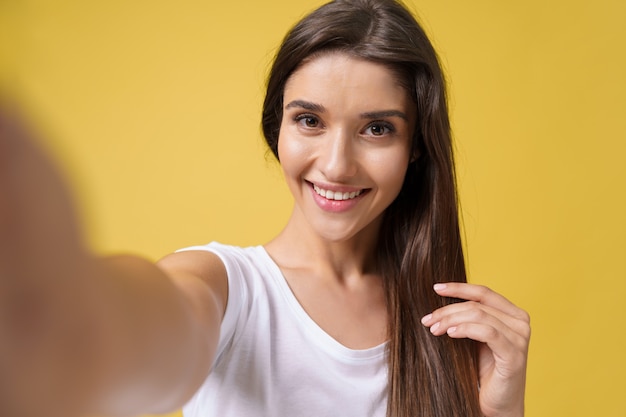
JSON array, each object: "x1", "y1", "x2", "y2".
[{"x1": 320, "y1": 152, "x2": 358, "y2": 180}]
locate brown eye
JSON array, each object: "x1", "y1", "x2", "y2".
[
  {"x1": 365, "y1": 122, "x2": 394, "y2": 136},
  {"x1": 295, "y1": 114, "x2": 320, "y2": 129},
  {"x1": 370, "y1": 124, "x2": 385, "y2": 136}
]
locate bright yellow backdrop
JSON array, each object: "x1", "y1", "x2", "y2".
[{"x1": 2, "y1": 1, "x2": 625, "y2": 416}]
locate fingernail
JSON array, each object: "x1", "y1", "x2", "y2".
[
  {"x1": 447, "y1": 326, "x2": 457, "y2": 335},
  {"x1": 433, "y1": 283, "x2": 447, "y2": 291},
  {"x1": 421, "y1": 314, "x2": 432, "y2": 324},
  {"x1": 430, "y1": 322, "x2": 440, "y2": 333}
]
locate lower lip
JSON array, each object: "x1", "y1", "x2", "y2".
[{"x1": 309, "y1": 184, "x2": 367, "y2": 213}]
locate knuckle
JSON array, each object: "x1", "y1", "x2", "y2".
[
  {"x1": 517, "y1": 309, "x2": 531, "y2": 324},
  {"x1": 470, "y1": 308, "x2": 488, "y2": 322},
  {"x1": 476, "y1": 285, "x2": 490, "y2": 297},
  {"x1": 484, "y1": 325, "x2": 499, "y2": 340},
  {"x1": 512, "y1": 334, "x2": 530, "y2": 352}
]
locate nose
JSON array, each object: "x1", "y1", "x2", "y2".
[{"x1": 319, "y1": 128, "x2": 358, "y2": 181}]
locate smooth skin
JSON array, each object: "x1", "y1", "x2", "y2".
[
  {"x1": 266, "y1": 53, "x2": 416, "y2": 350},
  {"x1": 0, "y1": 52, "x2": 529, "y2": 417}
]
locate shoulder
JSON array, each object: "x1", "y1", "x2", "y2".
[
  {"x1": 164, "y1": 242, "x2": 266, "y2": 279},
  {"x1": 156, "y1": 243, "x2": 268, "y2": 313},
  {"x1": 156, "y1": 243, "x2": 232, "y2": 318},
  {"x1": 158, "y1": 243, "x2": 229, "y2": 286}
]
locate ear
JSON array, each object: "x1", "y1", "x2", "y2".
[{"x1": 410, "y1": 149, "x2": 421, "y2": 164}]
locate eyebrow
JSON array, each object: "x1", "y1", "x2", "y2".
[
  {"x1": 285, "y1": 99, "x2": 408, "y2": 121},
  {"x1": 360, "y1": 110, "x2": 408, "y2": 121},
  {"x1": 285, "y1": 100, "x2": 326, "y2": 113}
]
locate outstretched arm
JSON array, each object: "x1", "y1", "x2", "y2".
[
  {"x1": 421, "y1": 283, "x2": 531, "y2": 417},
  {"x1": 0, "y1": 106, "x2": 227, "y2": 417}
]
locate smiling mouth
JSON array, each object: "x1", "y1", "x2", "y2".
[{"x1": 312, "y1": 184, "x2": 366, "y2": 201}]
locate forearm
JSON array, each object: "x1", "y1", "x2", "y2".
[
  {"x1": 1, "y1": 110, "x2": 222, "y2": 416},
  {"x1": 93, "y1": 254, "x2": 219, "y2": 415},
  {"x1": 2, "y1": 253, "x2": 219, "y2": 417}
]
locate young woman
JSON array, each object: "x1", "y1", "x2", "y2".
[{"x1": 0, "y1": 1, "x2": 530, "y2": 417}]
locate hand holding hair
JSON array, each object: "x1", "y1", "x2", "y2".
[{"x1": 421, "y1": 283, "x2": 531, "y2": 417}]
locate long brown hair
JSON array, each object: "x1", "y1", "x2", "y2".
[{"x1": 261, "y1": 1, "x2": 481, "y2": 416}]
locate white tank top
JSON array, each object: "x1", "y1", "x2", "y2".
[{"x1": 180, "y1": 242, "x2": 388, "y2": 417}]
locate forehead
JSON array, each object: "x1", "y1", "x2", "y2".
[{"x1": 283, "y1": 53, "x2": 412, "y2": 111}]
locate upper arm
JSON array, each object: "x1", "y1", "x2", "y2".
[{"x1": 157, "y1": 250, "x2": 229, "y2": 331}]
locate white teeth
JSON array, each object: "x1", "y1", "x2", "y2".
[{"x1": 313, "y1": 184, "x2": 363, "y2": 201}]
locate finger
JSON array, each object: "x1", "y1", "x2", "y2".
[
  {"x1": 425, "y1": 311, "x2": 530, "y2": 382},
  {"x1": 432, "y1": 282, "x2": 530, "y2": 323},
  {"x1": 423, "y1": 305, "x2": 529, "y2": 353},
  {"x1": 445, "y1": 322, "x2": 528, "y2": 377},
  {"x1": 421, "y1": 300, "x2": 530, "y2": 339}
]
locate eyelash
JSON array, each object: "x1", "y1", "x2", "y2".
[
  {"x1": 292, "y1": 114, "x2": 396, "y2": 137},
  {"x1": 364, "y1": 121, "x2": 395, "y2": 136},
  {"x1": 294, "y1": 114, "x2": 320, "y2": 129}
]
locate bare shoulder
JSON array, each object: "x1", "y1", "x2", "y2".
[
  {"x1": 157, "y1": 249, "x2": 227, "y2": 283},
  {"x1": 157, "y1": 250, "x2": 229, "y2": 316}
]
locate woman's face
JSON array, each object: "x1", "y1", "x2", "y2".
[{"x1": 278, "y1": 53, "x2": 416, "y2": 243}]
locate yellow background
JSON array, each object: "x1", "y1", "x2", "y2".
[{"x1": 2, "y1": 1, "x2": 625, "y2": 416}]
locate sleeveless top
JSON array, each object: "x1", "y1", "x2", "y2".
[{"x1": 180, "y1": 242, "x2": 388, "y2": 417}]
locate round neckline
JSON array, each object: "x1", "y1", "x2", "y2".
[{"x1": 257, "y1": 245, "x2": 388, "y2": 362}]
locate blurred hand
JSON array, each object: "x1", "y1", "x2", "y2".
[
  {"x1": 0, "y1": 104, "x2": 84, "y2": 273},
  {"x1": 0, "y1": 104, "x2": 94, "y2": 417}
]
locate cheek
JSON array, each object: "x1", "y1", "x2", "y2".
[
  {"x1": 277, "y1": 128, "x2": 309, "y2": 179},
  {"x1": 368, "y1": 148, "x2": 411, "y2": 191},
  {"x1": 387, "y1": 164, "x2": 410, "y2": 198}
]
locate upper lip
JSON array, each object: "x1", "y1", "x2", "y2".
[{"x1": 306, "y1": 180, "x2": 368, "y2": 193}]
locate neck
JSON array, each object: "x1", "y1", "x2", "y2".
[{"x1": 265, "y1": 207, "x2": 382, "y2": 285}]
